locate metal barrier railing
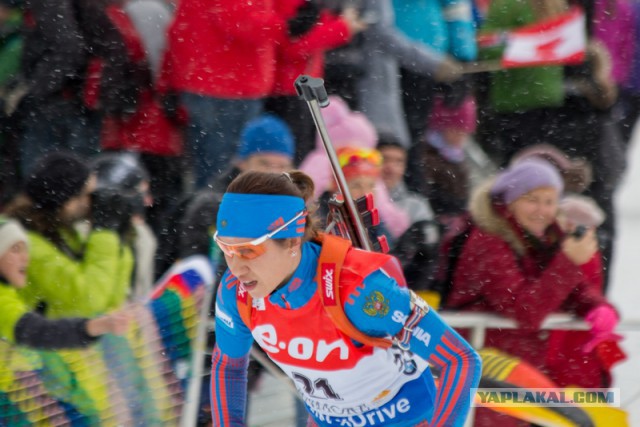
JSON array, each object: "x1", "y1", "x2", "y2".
[
  {"x1": 438, "y1": 312, "x2": 640, "y2": 427},
  {"x1": 440, "y1": 312, "x2": 640, "y2": 348}
]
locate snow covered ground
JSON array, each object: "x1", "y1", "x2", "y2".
[{"x1": 610, "y1": 131, "x2": 640, "y2": 426}]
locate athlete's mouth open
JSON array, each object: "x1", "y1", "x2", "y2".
[{"x1": 242, "y1": 280, "x2": 258, "y2": 290}]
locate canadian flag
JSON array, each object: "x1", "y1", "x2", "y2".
[{"x1": 501, "y1": 7, "x2": 586, "y2": 68}]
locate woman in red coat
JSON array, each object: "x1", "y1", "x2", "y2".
[{"x1": 446, "y1": 158, "x2": 622, "y2": 426}]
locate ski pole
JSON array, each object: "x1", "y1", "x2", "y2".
[{"x1": 294, "y1": 75, "x2": 373, "y2": 251}]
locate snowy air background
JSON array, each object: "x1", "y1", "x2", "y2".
[{"x1": 610, "y1": 128, "x2": 640, "y2": 426}]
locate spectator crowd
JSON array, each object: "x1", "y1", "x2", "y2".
[{"x1": 0, "y1": 0, "x2": 637, "y2": 425}]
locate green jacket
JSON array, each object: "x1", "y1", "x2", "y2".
[
  {"x1": 19, "y1": 229, "x2": 133, "y2": 318},
  {"x1": 0, "y1": 10, "x2": 22, "y2": 87},
  {"x1": 480, "y1": 0, "x2": 565, "y2": 113},
  {"x1": 0, "y1": 282, "x2": 29, "y2": 343}
]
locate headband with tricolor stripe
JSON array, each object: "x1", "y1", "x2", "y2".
[{"x1": 216, "y1": 193, "x2": 306, "y2": 239}]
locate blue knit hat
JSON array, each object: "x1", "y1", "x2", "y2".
[{"x1": 237, "y1": 115, "x2": 295, "y2": 160}]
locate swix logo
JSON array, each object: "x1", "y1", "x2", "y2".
[
  {"x1": 268, "y1": 217, "x2": 285, "y2": 231},
  {"x1": 254, "y1": 324, "x2": 349, "y2": 361},
  {"x1": 321, "y1": 263, "x2": 336, "y2": 306},
  {"x1": 237, "y1": 283, "x2": 248, "y2": 304}
]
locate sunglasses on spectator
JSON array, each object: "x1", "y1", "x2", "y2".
[
  {"x1": 337, "y1": 148, "x2": 383, "y2": 169},
  {"x1": 213, "y1": 210, "x2": 306, "y2": 260}
]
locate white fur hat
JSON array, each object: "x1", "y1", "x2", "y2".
[
  {"x1": 559, "y1": 195, "x2": 606, "y2": 227},
  {"x1": 0, "y1": 216, "x2": 28, "y2": 257}
]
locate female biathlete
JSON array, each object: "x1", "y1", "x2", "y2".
[{"x1": 211, "y1": 170, "x2": 481, "y2": 427}]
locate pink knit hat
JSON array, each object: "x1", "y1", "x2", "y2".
[
  {"x1": 318, "y1": 95, "x2": 378, "y2": 149},
  {"x1": 428, "y1": 96, "x2": 478, "y2": 133},
  {"x1": 300, "y1": 96, "x2": 379, "y2": 197}
]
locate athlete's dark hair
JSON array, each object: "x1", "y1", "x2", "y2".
[{"x1": 226, "y1": 170, "x2": 321, "y2": 242}]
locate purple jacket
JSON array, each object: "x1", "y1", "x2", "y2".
[
  {"x1": 625, "y1": 2, "x2": 640, "y2": 92},
  {"x1": 593, "y1": 0, "x2": 636, "y2": 86}
]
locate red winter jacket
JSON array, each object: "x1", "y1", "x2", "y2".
[
  {"x1": 166, "y1": 0, "x2": 286, "y2": 98},
  {"x1": 99, "y1": 5, "x2": 184, "y2": 156},
  {"x1": 445, "y1": 183, "x2": 615, "y2": 426},
  {"x1": 271, "y1": 1, "x2": 351, "y2": 96}
]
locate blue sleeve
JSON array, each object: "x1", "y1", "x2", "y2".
[
  {"x1": 365, "y1": 0, "x2": 444, "y2": 74},
  {"x1": 345, "y1": 269, "x2": 482, "y2": 426},
  {"x1": 214, "y1": 270, "x2": 254, "y2": 358},
  {"x1": 419, "y1": 310, "x2": 482, "y2": 426},
  {"x1": 210, "y1": 270, "x2": 255, "y2": 426},
  {"x1": 210, "y1": 346, "x2": 249, "y2": 426},
  {"x1": 441, "y1": 0, "x2": 478, "y2": 60}
]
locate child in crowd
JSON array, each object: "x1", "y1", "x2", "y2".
[
  {"x1": 0, "y1": 216, "x2": 128, "y2": 349},
  {"x1": 92, "y1": 152, "x2": 156, "y2": 301},
  {"x1": 319, "y1": 146, "x2": 412, "y2": 247},
  {"x1": 317, "y1": 147, "x2": 390, "y2": 244},
  {"x1": 301, "y1": 96, "x2": 411, "y2": 239},
  {"x1": 422, "y1": 95, "x2": 477, "y2": 219},
  {"x1": 300, "y1": 95, "x2": 378, "y2": 199}
]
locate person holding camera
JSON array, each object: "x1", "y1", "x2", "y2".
[
  {"x1": 92, "y1": 151, "x2": 156, "y2": 301},
  {"x1": 444, "y1": 159, "x2": 624, "y2": 426},
  {"x1": 4, "y1": 151, "x2": 134, "y2": 318}
]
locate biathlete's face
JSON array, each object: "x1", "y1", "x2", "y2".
[
  {"x1": 215, "y1": 198, "x2": 306, "y2": 299},
  {"x1": 220, "y1": 237, "x2": 301, "y2": 299},
  {"x1": 508, "y1": 187, "x2": 559, "y2": 238},
  {"x1": 0, "y1": 241, "x2": 29, "y2": 288}
]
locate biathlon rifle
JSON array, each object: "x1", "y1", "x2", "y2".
[{"x1": 294, "y1": 75, "x2": 389, "y2": 253}]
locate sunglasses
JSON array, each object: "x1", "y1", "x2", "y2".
[
  {"x1": 213, "y1": 210, "x2": 306, "y2": 260},
  {"x1": 337, "y1": 148, "x2": 383, "y2": 169}
]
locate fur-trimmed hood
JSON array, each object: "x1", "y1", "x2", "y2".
[{"x1": 468, "y1": 179, "x2": 527, "y2": 256}]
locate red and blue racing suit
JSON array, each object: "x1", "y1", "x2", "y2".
[{"x1": 212, "y1": 241, "x2": 481, "y2": 426}]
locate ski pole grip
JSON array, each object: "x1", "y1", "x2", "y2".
[{"x1": 294, "y1": 75, "x2": 330, "y2": 107}]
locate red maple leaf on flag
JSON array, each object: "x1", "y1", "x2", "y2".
[{"x1": 535, "y1": 37, "x2": 563, "y2": 61}]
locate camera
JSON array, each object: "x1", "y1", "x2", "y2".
[
  {"x1": 571, "y1": 225, "x2": 587, "y2": 239},
  {"x1": 91, "y1": 153, "x2": 150, "y2": 216}
]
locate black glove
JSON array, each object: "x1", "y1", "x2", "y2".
[
  {"x1": 161, "y1": 91, "x2": 182, "y2": 123},
  {"x1": 288, "y1": 0, "x2": 320, "y2": 38},
  {"x1": 91, "y1": 188, "x2": 134, "y2": 235}
]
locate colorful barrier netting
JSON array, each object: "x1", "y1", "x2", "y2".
[{"x1": 0, "y1": 255, "x2": 215, "y2": 426}]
